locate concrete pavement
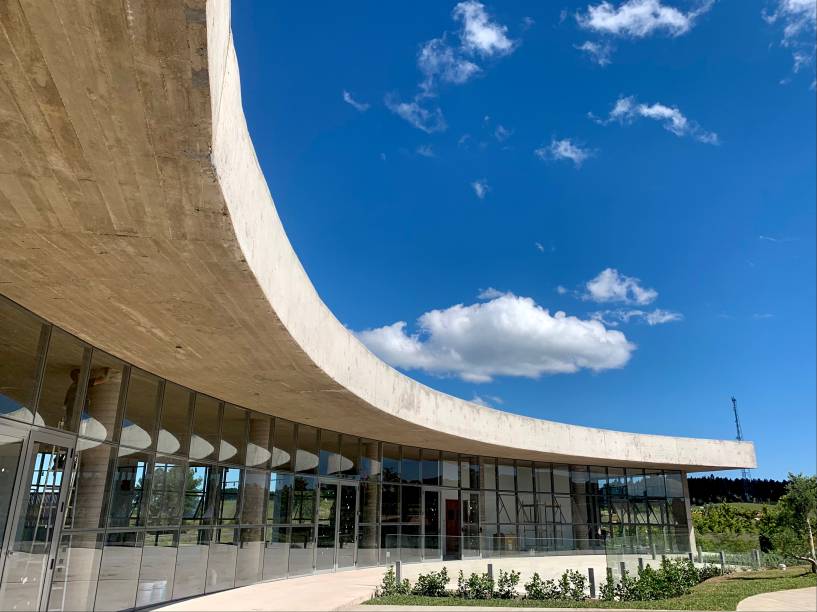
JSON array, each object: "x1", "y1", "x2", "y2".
[{"x1": 736, "y1": 586, "x2": 816, "y2": 611}]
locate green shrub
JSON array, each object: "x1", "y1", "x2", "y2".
[
  {"x1": 495, "y1": 569, "x2": 520, "y2": 599},
  {"x1": 698, "y1": 563, "x2": 724, "y2": 582},
  {"x1": 600, "y1": 558, "x2": 726, "y2": 602},
  {"x1": 562, "y1": 569, "x2": 588, "y2": 600},
  {"x1": 524, "y1": 572, "x2": 562, "y2": 599},
  {"x1": 456, "y1": 569, "x2": 494, "y2": 599},
  {"x1": 412, "y1": 567, "x2": 449, "y2": 597},
  {"x1": 375, "y1": 565, "x2": 411, "y2": 597}
]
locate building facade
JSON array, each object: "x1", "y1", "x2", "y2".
[{"x1": 0, "y1": 1, "x2": 755, "y2": 611}]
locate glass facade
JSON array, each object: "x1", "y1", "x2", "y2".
[{"x1": 0, "y1": 296, "x2": 692, "y2": 610}]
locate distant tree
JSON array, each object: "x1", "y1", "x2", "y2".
[
  {"x1": 688, "y1": 476, "x2": 788, "y2": 504},
  {"x1": 759, "y1": 474, "x2": 817, "y2": 573}
]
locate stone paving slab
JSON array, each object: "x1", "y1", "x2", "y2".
[{"x1": 736, "y1": 586, "x2": 816, "y2": 611}]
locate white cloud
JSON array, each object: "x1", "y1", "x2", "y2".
[
  {"x1": 759, "y1": 234, "x2": 797, "y2": 243},
  {"x1": 472, "y1": 179, "x2": 489, "y2": 199},
  {"x1": 471, "y1": 393, "x2": 504, "y2": 407},
  {"x1": 418, "y1": 37, "x2": 481, "y2": 93},
  {"x1": 478, "y1": 287, "x2": 505, "y2": 299},
  {"x1": 385, "y1": 96, "x2": 447, "y2": 133},
  {"x1": 342, "y1": 90, "x2": 370, "y2": 112},
  {"x1": 535, "y1": 138, "x2": 594, "y2": 167},
  {"x1": 591, "y1": 308, "x2": 683, "y2": 326},
  {"x1": 494, "y1": 124, "x2": 512, "y2": 141},
  {"x1": 577, "y1": 0, "x2": 712, "y2": 38},
  {"x1": 535, "y1": 242, "x2": 545, "y2": 252},
  {"x1": 416, "y1": 145, "x2": 435, "y2": 158},
  {"x1": 355, "y1": 293, "x2": 635, "y2": 382},
  {"x1": 575, "y1": 40, "x2": 614, "y2": 65},
  {"x1": 764, "y1": 0, "x2": 817, "y2": 80},
  {"x1": 596, "y1": 95, "x2": 719, "y2": 144},
  {"x1": 453, "y1": 1, "x2": 515, "y2": 56},
  {"x1": 556, "y1": 285, "x2": 568, "y2": 295},
  {"x1": 584, "y1": 268, "x2": 658, "y2": 305}
]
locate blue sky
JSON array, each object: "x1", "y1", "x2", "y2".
[{"x1": 231, "y1": 0, "x2": 816, "y2": 480}]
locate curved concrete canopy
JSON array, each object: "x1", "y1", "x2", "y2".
[{"x1": 0, "y1": 0, "x2": 754, "y2": 471}]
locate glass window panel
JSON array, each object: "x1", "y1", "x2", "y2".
[
  {"x1": 288, "y1": 526, "x2": 314, "y2": 576},
  {"x1": 357, "y1": 524, "x2": 378, "y2": 568},
  {"x1": 553, "y1": 464, "x2": 571, "y2": 494},
  {"x1": 382, "y1": 444, "x2": 400, "y2": 482},
  {"x1": 462, "y1": 490, "x2": 480, "y2": 524},
  {"x1": 148, "y1": 455, "x2": 186, "y2": 526},
  {"x1": 498, "y1": 493, "x2": 517, "y2": 523},
  {"x1": 339, "y1": 434, "x2": 359, "y2": 478},
  {"x1": 246, "y1": 412, "x2": 271, "y2": 468},
  {"x1": 535, "y1": 493, "x2": 553, "y2": 524},
  {"x1": 381, "y1": 484, "x2": 400, "y2": 523},
  {"x1": 190, "y1": 395, "x2": 220, "y2": 462},
  {"x1": 570, "y1": 465, "x2": 590, "y2": 495},
  {"x1": 294, "y1": 425, "x2": 318, "y2": 473},
  {"x1": 79, "y1": 350, "x2": 124, "y2": 442},
  {"x1": 291, "y1": 475, "x2": 315, "y2": 523},
  {"x1": 610, "y1": 497, "x2": 629, "y2": 524},
  {"x1": 572, "y1": 495, "x2": 600, "y2": 524},
  {"x1": 479, "y1": 457, "x2": 496, "y2": 489},
  {"x1": 631, "y1": 500, "x2": 649, "y2": 524},
  {"x1": 0, "y1": 434, "x2": 22, "y2": 548},
  {"x1": 441, "y1": 452, "x2": 458, "y2": 488},
  {"x1": 588, "y1": 466, "x2": 607, "y2": 495},
  {"x1": 94, "y1": 531, "x2": 143, "y2": 612},
  {"x1": 172, "y1": 529, "x2": 210, "y2": 600},
  {"x1": 318, "y1": 430, "x2": 340, "y2": 476},
  {"x1": 401, "y1": 485, "x2": 421, "y2": 523},
  {"x1": 553, "y1": 495, "x2": 572, "y2": 524},
  {"x1": 217, "y1": 467, "x2": 242, "y2": 523},
  {"x1": 219, "y1": 404, "x2": 246, "y2": 464},
  {"x1": 137, "y1": 531, "x2": 177, "y2": 608},
  {"x1": 0, "y1": 298, "x2": 43, "y2": 424},
  {"x1": 267, "y1": 472, "x2": 293, "y2": 524},
  {"x1": 206, "y1": 528, "x2": 237, "y2": 593},
  {"x1": 401, "y1": 525, "x2": 421, "y2": 563},
  {"x1": 271, "y1": 418, "x2": 294, "y2": 471},
  {"x1": 497, "y1": 461, "x2": 515, "y2": 491},
  {"x1": 607, "y1": 467, "x2": 627, "y2": 496},
  {"x1": 626, "y1": 468, "x2": 646, "y2": 497},
  {"x1": 63, "y1": 440, "x2": 113, "y2": 529},
  {"x1": 183, "y1": 463, "x2": 218, "y2": 525},
  {"x1": 460, "y1": 456, "x2": 479, "y2": 490},
  {"x1": 359, "y1": 439, "x2": 380, "y2": 481},
  {"x1": 157, "y1": 383, "x2": 191, "y2": 456},
  {"x1": 517, "y1": 462, "x2": 534, "y2": 492},
  {"x1": 668, "y1": 498, "x2": 688, "y2": 526},
  {"x1": 262, "y1": 526, "x2": 289, "y2": 581},
  {"x1": 401, "y1": 446, "x2": 421, "y2": 484},
  {"x1": 235, "y1": 527, "x2": 264, "y2": 587},
  {"x1": 36, "y1": 328, "x2": 87, "y2": 432},
  {"x1": 380, "y1": 525, "x2": 399, "y2": 564},
  {"x1": 535, "y1": 464, "x2": 552, "y2": 493},
  {"x1": 108, "y1": 448, "x2": 150, "y2": 527},
  {"x1": 359, "y1": 482, "x2": 379, "y2": 524},
  {"x1": 647, "y1": 499, "x2": 665, "y2": 525},
  {"x1": 518, "y1": 492, "x2": 535, "y2": 523},
  {"x1": 422, "y1": 449, "x2": 440, "y2": 486},
  {"x1": 665, "y1": 471, "x2": 684, "y2": 497},
  {"x1": 241, "y1": 469, "x2": 266, "y2": 525},
  {"x1": 645, "y1": 470, "x2": 666, "y2": 498},
  {"x1": 481, "y1": 491, "x2": 497, "y2": 523},
  {"x1": 120, "y1": 369, "x2": 160, "y2": 451},
  {"x1": 48, "y1": 532, "x2": 103, "y2": 612}
]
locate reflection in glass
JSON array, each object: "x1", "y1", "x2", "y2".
[
  {"x1": 291, "y1": 475, "x2": 316, "y2": 523},
  {"x1": 382, "y1": 444, "x2": 399, "y2": 483},
  {"x1": 460, "y1": 456, "x2": 479, "y2": 490},
  {"x1": 47, "y1": 532, "x2": 103, "y2": 612},
  {"x1": 401, "y1": 486, "x2": 421, "y2": 523},
  {"x1": 318, "y1": 430, "x2": 340, "y2": 477},
  {"x1": 183, "y1": 463, "x2": 217, "y2": 525},
  {"x1": 206, "y1": 528, "x2": 237, "y2": 593},
  {"x1": 480, "y1": 458, "x2": 496, "y2": 490},
  {"x1": 172, "y1": 529, "x2": 210, "y2": 599},
  {"x1": 665, "y1": 471, "x2": 684, "y2": 497},
  {"x1": 294, "y1": 425, "x2": 318, "y2": 473},
  {"x1": 220, "y1": 404, "x2": 246, "y2": 464},
  {"x1": 0, "y1": 434, "x2": 24, "y2": 544},
  {"x1": 236, "y1": 527, "x2": 264, "y2": 586},
  {"x1": 441, "y1": 452, "x2": 458, "y2": 488},
  {"x1": 381, "y1": 484, "x2": 399, "y2": 523},
  {"x1": 148, "y1": 456, "x2": 186, "y2": 526},
  {"x1": 95, "y1": 531, "x2": 143, "y2": 612},
  {"x1": 553, "y1": 464, "x2": 571, "y2": 494},
  {"x1": 262, "y1": 527, "x2": 289, "y2": 580},
  {"x1": 517, "y1": 462, "x2": 534, "y2": 492},
  {"x1": 339, "y1": 435, "x2": 359, "y2": 478},
  {"x1": 359, "y1": 482, "x2": 379, "y2": 525},
  {"x1": 271, "y1": 419, "x2": 294, "y2": 471},
  {"x1": 120, "y1": 369, "x2": 160, "y2": 451},
  {"x1": 137, "y1": 531, "x2": 177, "y2": 607},
  {"x1": 191, "y1": 395, "x2": 220, "y2": 461},
  {"x1": 267, "y1": 472, "x2": 292, "y2": 524},
  {"x1": 497, "y1": 461, "x2": 515, "y2": 491},
  {"x1": 64, "y1": 440, "x2": 112, "y2": 529},
  {"x1": 79, "y1": 350, "x2": 124, "y2": 442},
  {"x1": 288, "y1": 526, "x2": 314, "y2": 576},
  {"x1": 158, "y1": 383, "x2": 191, "y2": 456},
  {"x1": 37, "y1": 329, "x2": 88, "y2": 432},
  {"x1": 0, "y1": 299, "x2": 43, "y2": 424},
  {"x1": 401, "y1": 447, "x2": 421, "y2": 484},
  {"x1": 421, "y1": 449, "x2": 440, "y2": 486},
  {"x1": 337, "y1": 485, "x2": 357, "y2": 568},
  {"x1": 241, "y1": 469, "x2": 266, "y2": 525},
  {"x1": 217, "y1": 467, "x2": 242, "y2": 523},
  {"x1": 359, "y1": 439, "x2": 380, "y2": 481},
  {"x1": 357, "y1": 524, "x2": 378, "y2": 567},
  {"x1": 246, "y1": 413, "x2": 271, "y2": 468},
  {"x1": 316, "y1": 484, "x2": 337, "y2": 571},
  {"x1": 108, "y1": 448, "x2": 150, "y2": 527}
]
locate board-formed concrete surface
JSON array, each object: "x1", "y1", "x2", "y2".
[{"x1": 0, "y1": 0, "x2": 755, "y2": 470}]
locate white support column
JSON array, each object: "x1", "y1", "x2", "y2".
[{"x1": 680, "y1": 472, "x2": 697, "y2": 553}]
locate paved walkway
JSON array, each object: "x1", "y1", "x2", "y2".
[
  {"x1": 736, "y1": 586, "x2": 816, "y2": 611},
  {"x1": 154, "y1": 567, "x2": 384, "y2": 611}
]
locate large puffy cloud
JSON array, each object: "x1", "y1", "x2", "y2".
[
  {"x1": 576, "y1": 0, "x2": 712, "y2": 38},
  {"x1": 355, "y1": 293, "x2": 635, "y2": 382},
  {"x1": 453, "y1": 0, "x2": 515, "y2": 56}
]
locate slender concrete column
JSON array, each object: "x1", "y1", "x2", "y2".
[{"x1": 680, "y1": 472, "x2": 697, "y2": 553}]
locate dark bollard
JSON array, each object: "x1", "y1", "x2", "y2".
[
  {"x1": 619, "y1": 561, "x2": 626, "y2": 577},
  {"x1": 688, "y1": 552, "x2": 694, "y2": 562},
  {"x1": 638, "y1": 557, "x2": 644, "y2": 572},
  {"x1": 487, "y1": 563, "x2": 493, "y2": 580},
  {"x1": 588, "y1": 567, "x2": 596, "y2": 598},
  {"x1": 396, "y1": 560, "x2": 402, "y2": 583},
  {"x1": 719, "y1": 551, "x2": 726, "y2": 573}
]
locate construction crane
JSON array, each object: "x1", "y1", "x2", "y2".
[{"x1": 731, "y1": 396, "x2": 751, "y2": 500}]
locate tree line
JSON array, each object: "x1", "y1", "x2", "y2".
[{"x1": 688, "y1": 475, "x2": 788, "y2": 504}]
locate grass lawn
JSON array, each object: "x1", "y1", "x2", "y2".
[{"x1": 366, "y1": 567, "x2": 816, "y2": 610}]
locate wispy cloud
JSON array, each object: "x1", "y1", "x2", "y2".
[
  {"x1": 535, "y1": 242, "x2": 545, "y2": 252},
  {"x1": 342, "y1": 90, "x2": 370, "y2": 112},
  {"x1": 471, "y1": 393, "x2": 504, "y2": 407},
  {"x1": 385, "y1": 96, "x2": 446, "y2": 133},
  {"x1": 478, "y1": 287, "x2": 506, "y2": 299},
  {"x1": 355, "y1": 292, "x2": 635, "y2": 382},
  {"x1": 535, "y1": 138, "x2": 594, "y2": 167},
  {"x1": 583, "y1": 268, "x2": 658, "y2": 305},
  {"x1": 416, "y1": 145, "x2": 436, "y2": 158},
  {"x1": 472, "y1": 179, "x2": 489, "y2": 199},
  {"x1": 494, "y1": 124, "x2": 512, "y2": 141},
  {"x1": 577, "y1": 0, "x2": 713, "y2": 38},
  {"x1": 593, "y1": 95, "x2": 719, "y2": 144},
  {"x1": 575, "y1": 40, "x2": 614, "y2": 66},
  {"x1": 763, "y1": 0, "x2": 816, "y2": 78},
  {"x1": 759, "y1": 234, "x2": 798, "y2": 243},
  {"x1": 592, "y1": 308, "x2": 684, "y2": 326}
]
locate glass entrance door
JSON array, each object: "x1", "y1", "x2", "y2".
[
  {"x1": 0, "y1": 431, "x2": 74, "y2": 611},
  {"x1": 336, "y1": 484, "x2": 356, "y2": 569},
  {"x1": 315, "y1": 483, "x2": 337, "y2": 571},
  {"x1": 423, "y1": 489, "x2": 441, "y2": 560},
  {"x1": 316, "y1": 481, "x2": 357, "y2": 571}
]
